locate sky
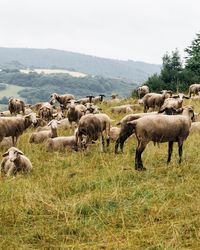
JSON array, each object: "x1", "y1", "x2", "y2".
[{"x1": 0, "y1": 0, "x2": 199, "y2": 64}]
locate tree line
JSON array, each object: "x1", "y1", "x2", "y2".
[{"x1": 144, "y1": 33, "x2": 200, "y2": 93}]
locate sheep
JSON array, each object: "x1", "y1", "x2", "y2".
[
  {"x1": 8, "y1": 98, "x2": 25, "y2": 115},
  {"x1": 67, "y1": 102, "x2": 86, "y2": 127},
  {"x1": 109, "y1": 127, "x2": 121, "y2": 141},
  {"x1": 34, "y1": 117, "x2": 48, "y2": 128},
  {"x1": 38, "y1": 102, "x2": 53, "y2": 121},
  {"x1": 110, "y1": 105, "x2": 133, "y2": 114},
  {"x1": 0, "y1": 147, "x2": 32, "y2": 176},
  {"x1": 29, "y1": 120, "x2": 60, "y2": 144},
  {"x1": 92, "y1": 94, "x2": 106, "y2": 104},
  {"x1": 188, "y1": 83, "x2": 200, "y2": 97},
  {"x1": 50, "y1": 93, "x2": 75, "y2": 107},
  {"x1": 76, "y1": 113, "x2": 112, "y2": 151},
  {"x1": 85, "y1": 103, "x2": 101, "y2": 114},
  {"x1": 115, "y1": 112, "x2": 158, "y2": 154},
  {"x1": 46, "y1": 136, "x2": 77, "y2": 151},
  {"x1": 190, "y1": 122, "x2": 200, "y2": 134},
  {"x1": 159, "y1": 98, "x2": 183, "y2": 114},
  {"x1": 36, "y1": 118, "x2": 71, "y2": 132},
  {"x1": 142, "y1": 90, "x2": 172, "y2": 112},
  {"x1": 127, "y1": 106, "x2": 194, "y2": 170},
  {"x1": 137, "y1": 85, "x2": 149, "y2": 98},
  {"x1": 0, "y1": 113, "x2": 37, "y2": 145}
]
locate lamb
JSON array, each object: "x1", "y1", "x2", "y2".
[
  {"x1": 127, "y1": 106, "x2": 194, "y2": 170},
  {"x1": 46, "y1": 136, "x2": 77, "y2": 151},
  {"x1": 29, "y1": 120, "x2": 59, "y2": 144},
  {"x1": 50, "y1": 93, "x2": 75, "y2": 107},
  {"x1": 142, "y1": 90, "x2": 172, "y2": 112},
  {"x1": 0, "y1": 113, "x2": 37, "y2": 145},
  {"x1": 0, "y1": 147, "x2": 32, "y2": 176},
  {"x1": 115, "y1": 112, "x2": 158, "y2": 154},
  {"x1": 137, "y1": 85, "x2": 149, "y2": 98},
  {"x1": 76, "y1": 113, "x2": 112, "y2": 151},
  {"x1": 188, "y1": 84, "x2": 200, "y2": 97},
  {"x1": 38, "y1": 102, "x2": 53, "y2": 121},
  {"x1": 8, "y1": 98, "x2": 25, "y2": 115}
]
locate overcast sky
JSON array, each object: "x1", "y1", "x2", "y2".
[{"x1": 0, "y1": 0, "x2": 199, "y2": 64}]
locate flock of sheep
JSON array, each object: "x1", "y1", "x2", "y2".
[{"x1": 1, "y1": 82, "x2": 200, "y2": 175}]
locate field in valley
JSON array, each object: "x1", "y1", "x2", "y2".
[{"x1": 0, "y1": 98, "x2": 200, "y2": 249}]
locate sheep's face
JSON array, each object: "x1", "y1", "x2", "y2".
[
  {"x1": 50, "y1": 93, "x2": 57, "y2": 104},
  {"x1": 48, "y1": 120, "x2": 60, "y2": 129},
  {"x1": 3, "y1": 147, "x2": 23, "y2": 162},
  {"x1": 27, "y1": 113, "x2": 37, "y2": 125}
]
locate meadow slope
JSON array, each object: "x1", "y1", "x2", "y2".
[{"x1": 0, "y1": 98, "x2": 200, "y2": 249}]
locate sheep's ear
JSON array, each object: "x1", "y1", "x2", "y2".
[
  {"x1": 16, "y1": 149, "x2": 24, "y2": 155},
  {"x1": 52, "y1": 113, "x2": 57, "y2": 117},
  {"x1": 47, "y1": 121, "x2": 53, "y2": 126},
  {"x1": 2, "y1": 151, "x2": 9, "y2": 157},
  {"x1": 172, "y1": 95, "x2": 179, "y2": 99},
  {"x1": 57, "y1": 121, "x2": 61, "y2": 124},
  {"x1": 24, "y1": 114, "x2": 31, "y2": 118},
  {"x1": 183, "y1": 95, "x2": 190, "y2": 99}
]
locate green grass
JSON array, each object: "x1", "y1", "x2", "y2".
[{"x1": 0, "y1": 99, "x2": 200, "y2": 249}]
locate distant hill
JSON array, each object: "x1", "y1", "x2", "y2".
[{"x1": 0, "y1": 47, "x2": 161, "y2": 83}]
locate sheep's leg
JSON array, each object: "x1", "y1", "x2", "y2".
[
  {"x1": 115, "y1": 130, "x2": 133, "y2": 154},
  {"x1": 178, "y1": 141, "x2": 183, "y2": 164},
  {"x1": 6, "y1": 165, "x2": 16, "y2": 177},
  {"x1": 100, "y1": 133, "x2": 105, "y2": 152},
  {"x1": 167, "y1": 141, "x2": 173, "y2": 164},
  {"x1": 135, "y1": 141, "x2": 147, "y2": 170}
]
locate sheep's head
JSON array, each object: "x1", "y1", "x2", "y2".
[
  {"x1": 3, "y1": 147, "x2": 24, "y2": 162},
  {"x1": 48, "y1": 119, "x2": 60, "y2": 129},
  {"x1": 182, "y1": 105, "x2": 195, "y2": 121},
  {"x1": 50, "y1": 93, "x2": 58, "y2": 104},
  {"x1": 25, "y1": 112, "x2": 37, "y2": 125}
]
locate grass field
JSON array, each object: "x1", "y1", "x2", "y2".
[
  {"x1": 0, "y1": 84, "x2": 27, "y2": 111},
  {"x1": 0, "y1": 98, "x2": 200, "y2": 249}
]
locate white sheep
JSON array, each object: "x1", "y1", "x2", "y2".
[
  {"x1": 0, "y1": 147, "x2": 32, "y2": 176},
  {"x1": 46, "y1": 136, "x2": 77, "y2": 151}
]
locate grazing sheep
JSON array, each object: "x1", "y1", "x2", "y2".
[
  {"x1": 38, "y1": 102, "x2": 53, "y2": 121},
  {"x1": 127, "y1": 106, "x2": 194, "y2": 170},
  {"x1": 76, "y1": 113, "x2": 112, "y2": 151},
  {"x1": 142, "y1": 90, "x2": 172, "y2": 112},
  {"x1": 0, "y1": 113, "x2": 37, "y2": 145},
  {"x1": 46, "y1": 136, "x2": 77, "y2": 151},
  {"x1": 159, "y1": 98, "x2": 184, "y2": 114},
  {"x1": 188, "y1": 84, "x2": 200, "y2": 97},
  {"x1": 50, "y1": 93, "x2": 75, "y2": 106},
  {"x1": 137, "y1": 85, "x2": 149, "y2": 98},
  {"x1": 8, "y1": 98, "x2": 25, "y2": 115},
  {"x1": 0, "y1": 147, "x2": 32, "y2": 176},
  {"x1": 109, "y1": 127, "x2": 121, "y2": 141},
  {"x1": 29, "y1": 120, "x2": 60, "y2": 144}
]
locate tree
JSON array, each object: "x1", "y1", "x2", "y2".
[{"x1": 185, "y1": 32, "x2": 200, "y2": 75}]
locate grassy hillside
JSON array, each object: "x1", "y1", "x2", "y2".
[
  {"x1": 0, "y1": 98, "x2": 200, "y2": 248},
  {"x1": 0, "y1": 47, "x2": 161, "y2": 83}
]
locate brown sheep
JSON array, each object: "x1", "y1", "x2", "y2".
[
  {"x1": 188, "y1": 84, "x2": 200, "y2": 97},
  {"x1": 137, "y1": 85, "x2": 149, "y2": 98},
  {"x1": 8, "y1": 98, "x2": 25, "y2": 115},
  {"x1": 128, "y1": 106, "x2": 194, "y2": 170}
]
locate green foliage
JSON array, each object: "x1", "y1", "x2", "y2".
[
  {"x1": 185, "y1": 33, "x2": 200, "y2": 75},
  {"x1": 0, "y1": 71, "x2": 136, "y2": 103}
]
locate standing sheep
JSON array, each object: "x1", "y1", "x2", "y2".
[
  {"x1": 128, "y1": 106, "x2": 194, "y2": 170},
  {"x1": 8, "y1": 98, "x2": 25, "y2": 115},
  {"x1": 188, "y1": 84, "x2": 200, "y2": 97},
  {"x1": 0, "y1": 147, "x2": 32, "y2": 176},
  {"x1": 50, "y1": 93, "x2": 75, "y2": 107}
]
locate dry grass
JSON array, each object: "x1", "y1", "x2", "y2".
[{"x1": 0, "y1": 98, "x2": 200, "y2": 249}]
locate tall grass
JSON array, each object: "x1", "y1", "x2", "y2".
[{"x1": 0, "y1": 98, "x2": 200, "y2": 249}]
